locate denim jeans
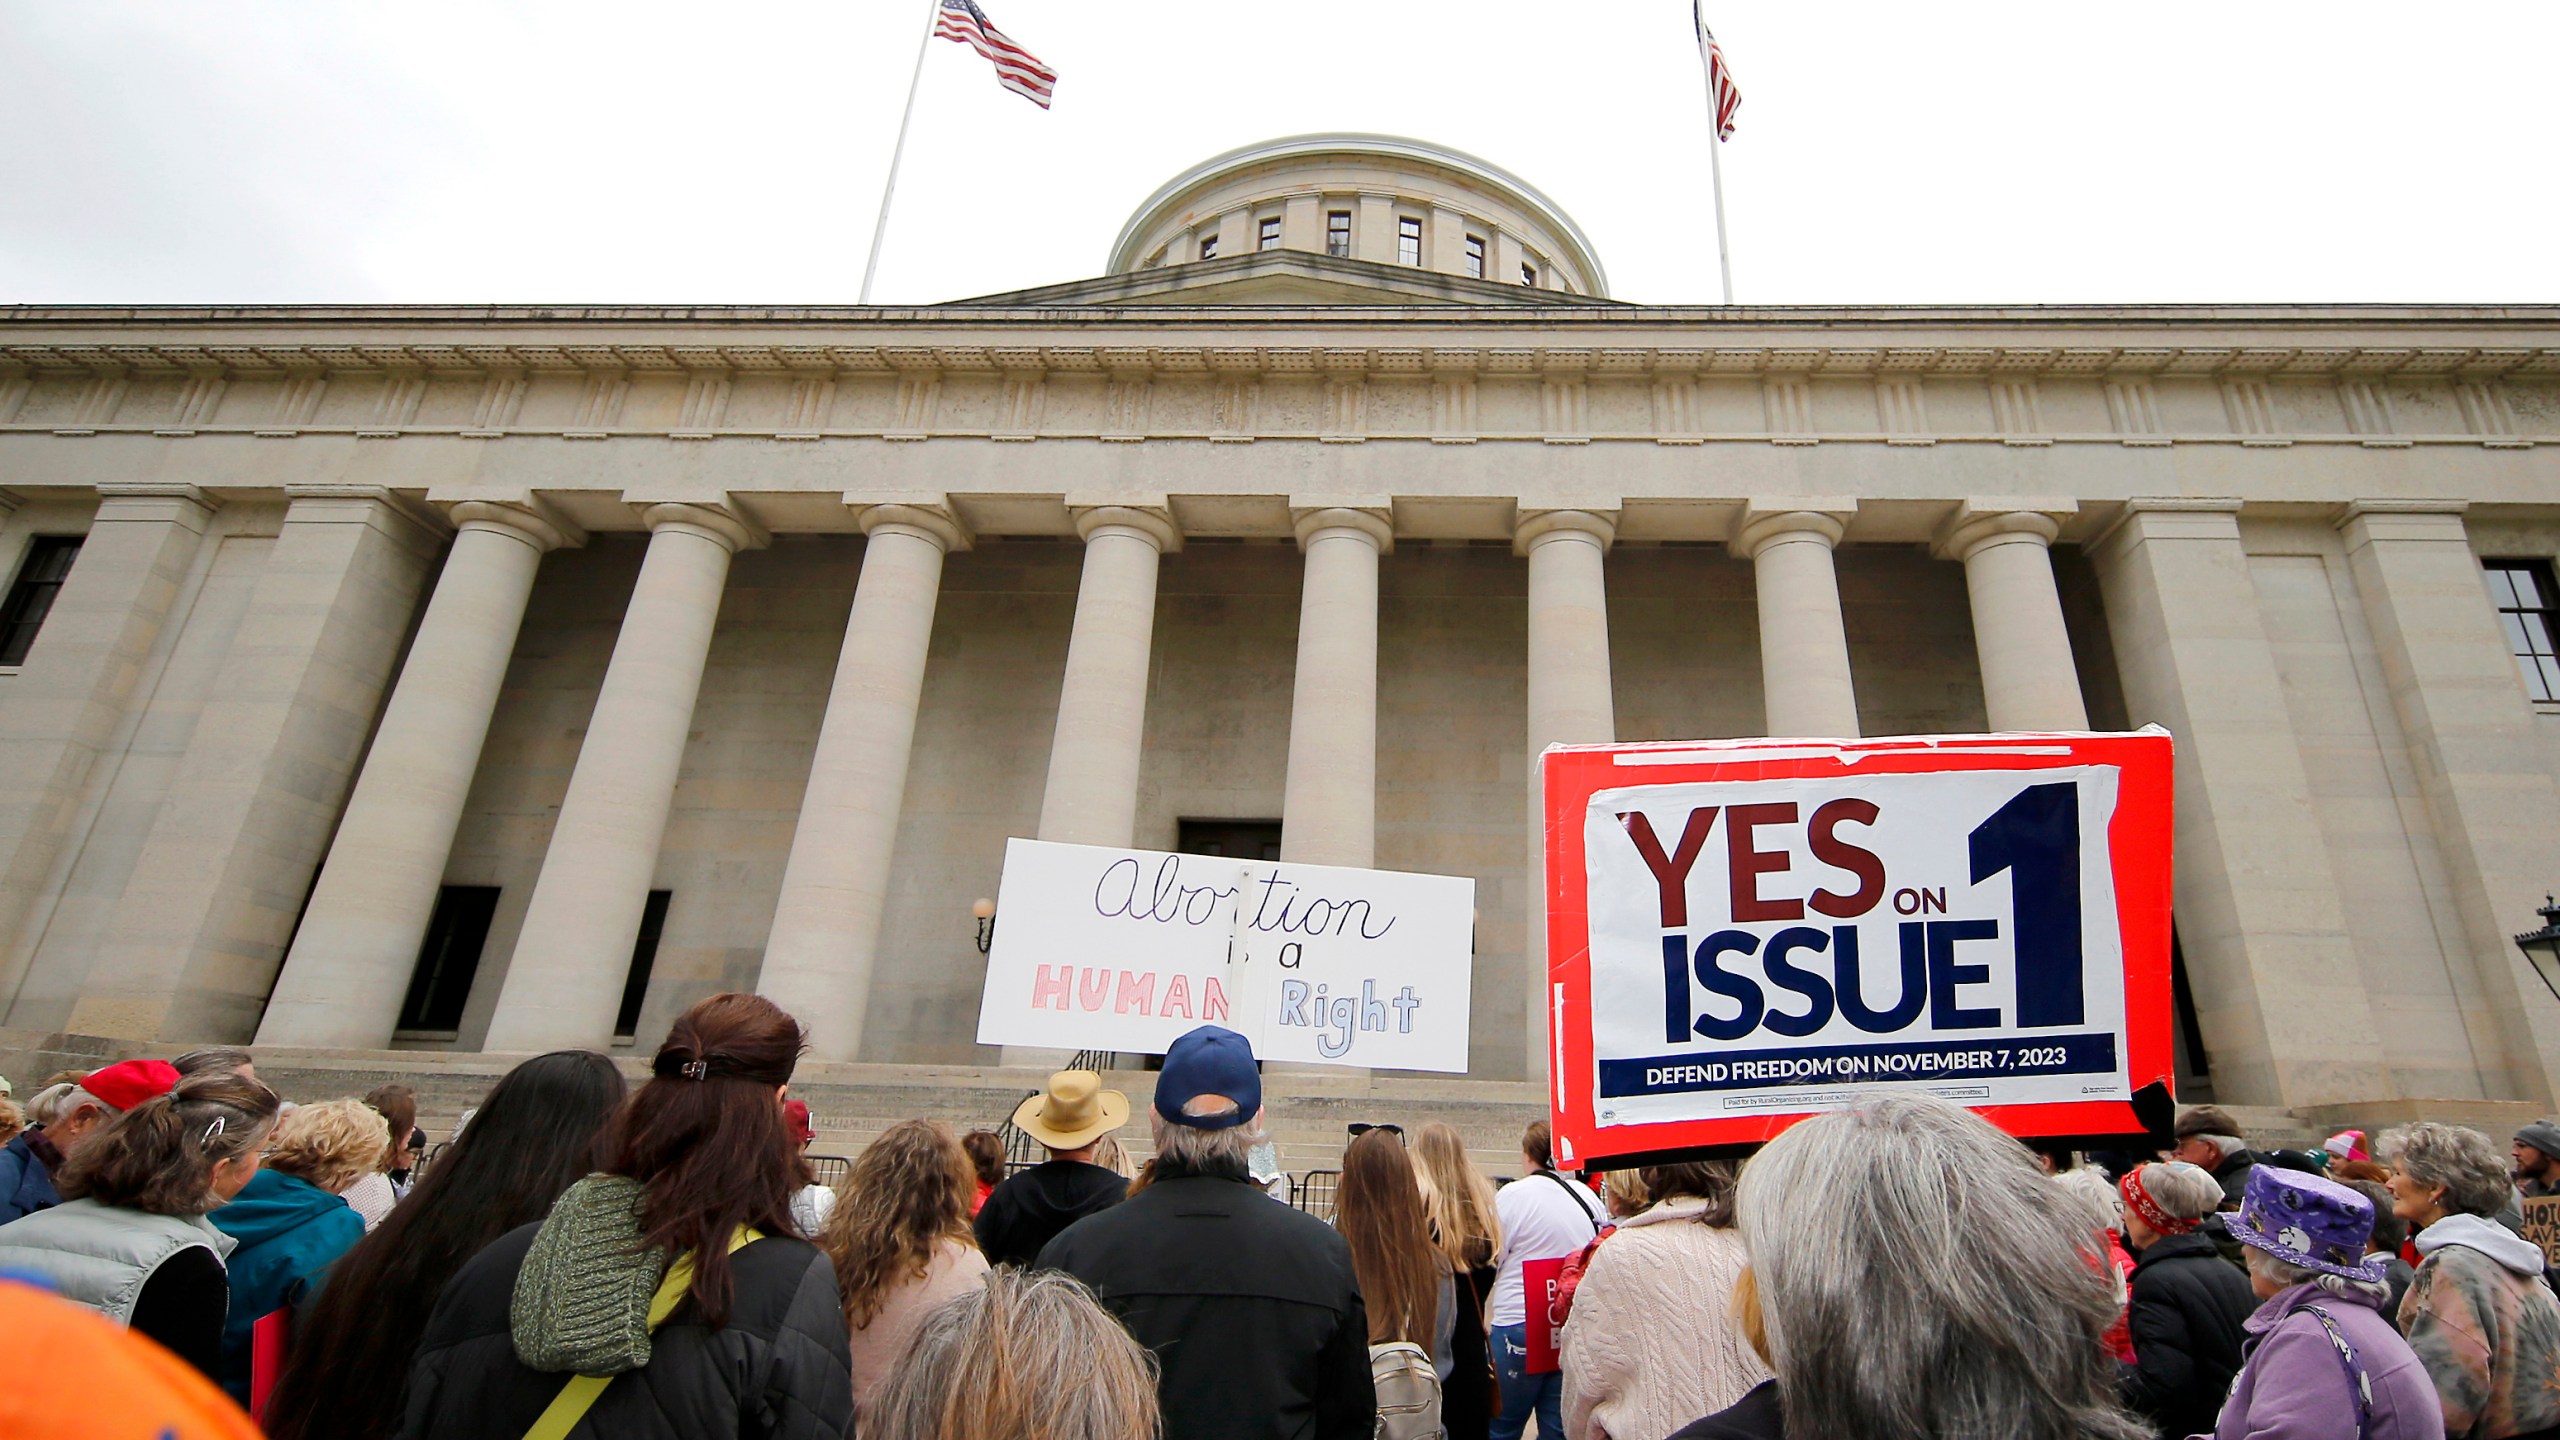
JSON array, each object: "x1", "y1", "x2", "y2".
[{"x1": 1489, "y1": 1322, "x2": 1561, "y2": 1440}]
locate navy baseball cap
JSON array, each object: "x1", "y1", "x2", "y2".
[{"x1": 1154, "y1": 1025, "x2": 1261, "y2": 1129}]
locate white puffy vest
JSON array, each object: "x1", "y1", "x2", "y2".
[{"x1": 0, "y1": 1197, "x2": 234, "y2": 1325}]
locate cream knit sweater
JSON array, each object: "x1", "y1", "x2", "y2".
[{"x1": 1559, "y1": 1198, "x2": 1769, "y2": 1440}]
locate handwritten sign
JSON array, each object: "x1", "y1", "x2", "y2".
[
  {"x1": 2522, "y1": 1197, "x2": 2560, "y2": 1271},
  {"x1": 975, "y1": 838, "x2": 1476, "y2": 1071},
  {"x1": 1543, "y1": 730, "x2": 2175, "y2": 1165}
]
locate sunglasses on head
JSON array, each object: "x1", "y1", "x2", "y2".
[{"x1": 1347, "y1": 1122, "x2": 1404, "y2": 1140}]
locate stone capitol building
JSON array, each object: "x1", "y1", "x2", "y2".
[{"x1": 4, "y1": 133, "x2": 2559, "y2": 1138}]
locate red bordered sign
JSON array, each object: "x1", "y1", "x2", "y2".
[{"x1": 1542, "y1": 730, "x2": 2174, "y2": 1167}]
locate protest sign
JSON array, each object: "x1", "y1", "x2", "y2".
[
  {"x1": 974, "y1": 837, "x2": 1476, "y2": 1071},
  {"x1": 2522, "y1": 1196, "x2": 2560, "y2": 1271},
  {"x1": 1542, "y1": 730, "x2": 2174, "y2": 1165}
]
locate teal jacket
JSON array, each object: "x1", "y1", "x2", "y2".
[{"x1": 209, "y1": 1168, "x2": 364, "y2": 1405}]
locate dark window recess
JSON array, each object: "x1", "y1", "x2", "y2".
[
  {"x1": 1257, "y1": 216, "x2": 1282, "y2": 251},
  {"x1": 398, "y1": 886, "x2": 501, "y2": 1032},
  {"x1": 1463, "y1": 235, "x2": 1486, "y2": 278},
  {"x1": 0, "y1": 536, "x2": 84, "y2": 666},
  {"x1": 1198, "y1": 235, "x2": 1219, "y2": 260},
  {"x1": 1325, "y1": 210, "x2": 1352, "y2": 257},
  {"x1": 1397, "y1": 217, "x2": 1423, "y2": 266},
  {"x1": 1521, "y1": 262, "x2": 1540, "y2": 287},
  {"x1": 1177, "y1": 819, "x2": 1283, "y2": 862},
  {"x1": 2485, "y1": 559, "x2": 2560, "y2": 702},
  {"x1": 615, "y1": 889, "x2": 674, "y2": 1038}
]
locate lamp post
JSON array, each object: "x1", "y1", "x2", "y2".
[
  {"x1": 971, "y1": 897, "x2": 996, "y2": 954},
  {"x1": 2512, "y1": 895, "x2": 2560, "y2": 1004}
]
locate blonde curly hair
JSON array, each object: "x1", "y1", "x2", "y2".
[{"x1": 267, "y1": 1097, "x2": 393, "y2": 1195}]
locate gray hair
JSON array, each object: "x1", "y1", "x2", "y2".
[
  {"x1": 868, "y1": 1268, "x2": 1159, "y2": 1440},
  {"x1": 2197, "y1": 1133, "x2": 2249, "y2": 1162},
  {"x1": 2051, "y1": 1167, "x2": 2119, "y2": 1235},
  {"x1": 1148, "y1": 1102, "x2": 1264, "y2": 1180},
  {"x1": 55, "y1": 1087, "x2": 114, "y2": 1125},
  {"x1": 23, "y1": 1082, "x2": 76, "y2": 1127},
  {"x1": 2243, "y1": 1243, "x2": 2394, "y2": 1304},
  {"x1": 2131, "y1": 1162, "x2": 2226, "y2": 1224},
  {"x1": 1736, "y1": 1095, "x2": 2147, "y2": 1440},
  {"x1": 2379, "y1": 1122, "x2": 2514, "y2": 1217}
]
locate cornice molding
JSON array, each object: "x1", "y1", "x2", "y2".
[{"x1": 4, "y1": 341, "x2": 2553, "y2": 387}]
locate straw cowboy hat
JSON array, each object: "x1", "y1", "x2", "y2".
[{"x1": 1011, "y1": 1070, "x2": 1130, "y2": 1150}]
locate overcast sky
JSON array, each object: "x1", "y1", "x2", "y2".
[{"x1": 2, "y1": 2, "x2": 2551, "y2": 309}]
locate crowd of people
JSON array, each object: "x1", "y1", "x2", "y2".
[{"x1": 5, "y1": 1005, "x2": 2560, "y2": 1440}]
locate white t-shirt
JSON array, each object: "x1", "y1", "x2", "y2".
[{"x1": 1489, "y1": 1170, "x2": 1605, "y2": 1326}]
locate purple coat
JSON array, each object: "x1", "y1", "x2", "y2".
[{"x1": 2203, "y1": 1281, "x2": 2443, "y2": 1440}]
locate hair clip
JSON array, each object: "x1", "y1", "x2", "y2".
[
  {"x1": 679, "y1": 1060, "x2": 709, "y2": 1081},
  {"x1": 202, "y1": 1116, "x2": 226, "y2": 1146}
]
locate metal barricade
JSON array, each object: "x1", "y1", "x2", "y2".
[
  {"x1": 806, "y1": 1154, "x2": 852, "y2": 1190},
  {"x1": 1293, "y1": 1168, "x2": 1340, "y2": 1222}
]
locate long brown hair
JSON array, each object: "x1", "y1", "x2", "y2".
[
  {"x1": 822, "y1": 1118, "x2": 977, "y2": 1327},
  {"x1": 59, "y1": 1073, "x2": 278, "y2": 1217},
  {"x1": 1337, "y1": 1129, "x2": 1444, "y2": 1346},
  {"x1": 1414, "y1": 1121, "x2": 1500, "y2": 1269},
  {"x1": 606, "y1": 992, "x2": 807, "y2": 1327}
]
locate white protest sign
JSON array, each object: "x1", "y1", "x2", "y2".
[{"x1": 975, "y1": 838, "x2": 1476, "y2": 1072}]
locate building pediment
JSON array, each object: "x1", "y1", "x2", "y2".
[{"x1": 946, "y1": 250, "x2": 1620, "y2": 308}]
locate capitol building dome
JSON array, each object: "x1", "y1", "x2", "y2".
[{"x1": 979, "y1": 133, "x2": 1609, "y2": 306}]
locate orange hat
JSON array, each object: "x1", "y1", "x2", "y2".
[{"x1": 0, "y1": 1275, "x2": 262, "y2": 1439}]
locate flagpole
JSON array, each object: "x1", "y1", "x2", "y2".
[
  {"x1": 1703, "y1": 109, "x2": 1734, "y2": 305},
  {"x1": 1694, "y1": 7, "x2": 1735, "y2": 304},
  {"x1": 860, "y1": 0, "x2": 946, "y2": 305}
]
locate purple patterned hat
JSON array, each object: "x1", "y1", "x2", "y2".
[{"x1": 2227, "y1": 1165, "x2": 2389, "y2": 1282}]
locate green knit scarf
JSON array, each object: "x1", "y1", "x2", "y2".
[{"x1": 510, "y1": 1174, "x2": 669, "y2": 1376}]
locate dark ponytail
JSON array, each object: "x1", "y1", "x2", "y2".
[{"x1": 59, "y1": 1073, "x2": 279, "y2": 1216}]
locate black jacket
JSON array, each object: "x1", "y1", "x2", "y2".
[
  {"x1": 2210, "y1": 1150, "x2": 2258, "y2": 1209},
  {"x1": 1039, "y1": 1172, "x2": 1374, "y2": 1440},
  {"x1": 974, "y1": 1158, "x2": 1126, "y2": 1270},
  {"x1": 2115, "y1": 1230, "x2": 2257, "y2": 1440},
  {"x1": 397, "y1": 1222, "x2": 852, "y2": 1440}
]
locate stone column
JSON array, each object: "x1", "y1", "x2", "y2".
[
  {"x1": 482, "y1": 503, "x2": 763, "y2": 1053},
  {"x1": 1734, "y1": 503, "x2": 1860, "y2": 737},
  {"x1": 2336, "y1": 501, "x2": 2560, "y2": 1104},
  {"x1": 758, "y1": 503, "x2": 965, "y2": 1061},
  {"x1": 0, "y1": 484, "x2": 216, "y2": 1014},
  {"x1": 1036, "y1": 507, "x2": 1177, "y2": 846},
  {"x1": 1280, "y1": 508, "x2": 1392, "y2": 867},
  {"x1": 66, "y1": 487, "x2": 445, "y2": 1042},
  {"x1": 256, "y1": 499, "x2": 581, "y2": 1049},
  {"x1": 2088, "y1": 498, "x2": 2389, "y2": 1107},
  {"x1": 1004, "y1": 506, "x2": 1178, "y2": 1068},
  {"x1": 1518, "y1": 509, "x2": 1618, "y2": 1086},
  {"x1": 1935, "y1": 500, "x2": 2091, "y2": 732}
]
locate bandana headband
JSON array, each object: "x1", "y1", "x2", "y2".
[{"x1": 2120, "y1": 1166, "x2": 2199, "y2": 1236}]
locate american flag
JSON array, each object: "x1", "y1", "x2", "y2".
[
  {"x1": 935, "y1": 0, "x2": 1057, "y2": 109},
  {"x1": 1694, "y1": 4, "x2": 1741, "y2": 141}
]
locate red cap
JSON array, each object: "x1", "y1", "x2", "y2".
[
  {"x1": 80, "y1": 1059, "x2": 180, "y2": 1113},
  {"x1": 782, "y1": 1098, "x2": 815, "y2": 1144}
]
